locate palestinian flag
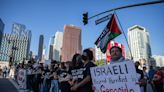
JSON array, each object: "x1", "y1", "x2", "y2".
[{"x1": 95, "y1": 14, "x2": 122, "y2": 53}]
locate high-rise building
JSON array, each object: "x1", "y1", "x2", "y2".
[
  {"x1": 12, "y1": 23, "x2": 26, "y2": 36},
  {"x1": 48, "y1": 45, "x2": 54, "y2": 60},
  {"x1": 26, "y1": 30, "x2": 32, "y2": 59},
  {"x1": 61, "y1": 25, "x2": 82, "y2": 62},
  {"x1": 128, "y1": 25, "x2": 152, "y2": 64},
  {"x1": 95, "y1": 46, "x2": 106, "y2": 61},
  {"x1": 0, "y1": 23, "x2": 31, "y2": 64},
  {"x1": 0, "y1": 18, "x2": 4, "y2": 48},
  {"x1": 48, "y1": 35, "x2": 55, "y2": 60},
  {"x1": 53, "y1": 32, "x2": 63, "y2": 61},
  {"x1": 0, "y1": 33, "x2": 28, "y2": 64},
  {"x1": 152, "y1": 55, "x2": 164, "y2": 67},
  {"x1": 11, "y1": 23, "x2": 32, "y2": 60},
  {"x1": 38, "y1": 35, "x2": 44, "y2": 61}
]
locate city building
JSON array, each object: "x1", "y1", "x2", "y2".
[
  {"x1": 26, "y1": 30, "x2": 32, "y2": 59},
  {"x1": 11, "y1": 23, "x2": 32, "y2": 60},
  {"x1": 48, "y1": 32, "x2": 63, "y2": 61},
  {"x1": 0, "y1": 18, "x2": 4, "y2": 48},
  {"x1": 61, "y1": 25, "x2": 82, "y2": 62},
  {"x1": 0, "y1": 33, "x2": 28, "y2": 64},
  {"x1": 38, "y1": 35, "x2": 44, "y2": 61},
  {"x1": 48, "y1": 35, "x2": 55, "y2": 60},
  {"x1": 0, "y1": 23, "x2": 31, "y2": 65},
  {"x1": 152, "y1": 55, "x2": 164, "y2": 67},
  {"x1": 128, "y1": 25, "x2": 152, "y2": 65},
  {"x1": 95, "y1": 46, "x2": 106, "y2": 61},
  {"x1": 48, "y1": 44, "x2": 54, "y2": 60},
  {"x1": 53, "y1": 32, "x2": 63, "y2": 61},
  {"x1": 12, "y1": 23, "x2": 26, "y2": 36}
]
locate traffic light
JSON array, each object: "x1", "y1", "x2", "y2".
[{"x1": 83, "y1": 12, "x2": 88, "y2": 25}]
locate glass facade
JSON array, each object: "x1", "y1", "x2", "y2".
[
  {"x1": 0, "y1": 34, "x2": 28, "y2": 64},
  {"x1": 0, "y1": 18, "x2": 4, "y2": 48},
  {"x1": 128, "y1": 25, "x2": 152, "y2": 63}
]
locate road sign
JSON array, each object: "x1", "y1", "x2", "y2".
[{"x1": 95, "y1": 14, "x2": 112, "y2": 25}]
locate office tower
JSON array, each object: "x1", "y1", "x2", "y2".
[
  {"x1": 26, "y1": 30, "x2": 32, "y2": 59},
  {"x1": 128, "y1": 25, "x2": 152, "y2": 64},
  {"x1": 53, "y1": 32, "x2": 63, "y2": 61},
  {"x1": 152, "y1": 55, "x2": 164, "y2": 67},
  {"x1": 95, "y1": 46, "x2": 106, "y2": 61},
  {"x1": 38, "y1": 35, "x2": 44, "y2": 61},
  {"x1": 48, "y1": 44, "x2": 54, "y2": 60},
  {"x1": 0, "y1": 33, "x2": 28, "y2": 64},
  {"x1": 61, "y1": 25, "x2": 82, "y2": 62},
  {"x1": 48, "y1": 35, "x2": 55, "y2": 60},
  {"x1": 48, "y1": 31, "x2": 63, "y2": 62},
  {"x1": 0, "y1": 18, "x2": 4, "y2": 48},
  {"x1": 12, "y1": 23, "x2": 26, "y2": 36},
  {"x1": 11, "y1": 23, "x2": 32, "y2": 60}
]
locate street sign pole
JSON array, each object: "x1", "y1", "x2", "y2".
[{"x1": 95, "y1": 14, "x2": 112, "y2": 25}]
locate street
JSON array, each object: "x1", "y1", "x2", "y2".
[{"x1": 0, "y1": 78, "x2": 18, "y2": 92}]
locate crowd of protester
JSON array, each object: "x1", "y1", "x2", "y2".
[{"x1": 0, "y1": 47, "x2": 163, "y2": 92}]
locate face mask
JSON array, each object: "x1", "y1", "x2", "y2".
[{"x1": 82, "y1": 55, "x2": 87, "y2": 61}]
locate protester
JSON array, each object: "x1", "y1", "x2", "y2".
[
  {"x1": 152, "y1": 69, "x2": 164, "y2": 92},
  {"x1": 49, "y1": 61, "x2": 59, "y2": 92},
  {"x1": 142, "y1": 66, "x2": 149, "y2": 92},
  {"x1": 71, "y1": 48, "x2": 96, "y2": 92},
  {"x1": 9, "y1": 66, "x2": 15, "y2": 79},
  {"x1": 0, "y1": 67, "x2": 1, "y2": 77},
  {"x1": 148, "y1": 66, "x2": 156, "y2": 81},
  {"x1": 40, "y1": 64, "x2": 50, "y2": 92},
  {"x1": 110, "y1": 46, "x2": 148, "y2": 92},
  {"x1": 109, "y1": 46, "x2": 125, "y2": 64},
  {"x1": 58, "y1": 62, "x2": 72, "y2": 92},
  {"x1": 33, "y1": 63, "x2": 43, "y2": 92},
  {"x1": 2, "y1": 66, "x2": 7, "y2": 78},
  {"x1": 69, "y1": 53, "x2": 84, "y2": 92}
]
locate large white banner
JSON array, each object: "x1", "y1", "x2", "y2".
[{"x1": 90, "y1": 61, "x2": 140, "y2": 92}]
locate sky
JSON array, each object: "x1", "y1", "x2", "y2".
[{"x1": 0, "y1": 0, "x2": 164, "y2": 56}]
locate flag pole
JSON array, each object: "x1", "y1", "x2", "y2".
[{"x1": 113, "y1": 10, "x2": 133, "y2": 60}]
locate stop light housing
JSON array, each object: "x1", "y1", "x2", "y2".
[{"x1": 83, "y1": 12, "x2": 88, "y2": 25}]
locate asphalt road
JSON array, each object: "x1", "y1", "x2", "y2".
[{"x1": 0, "y1": 78, "x2": 18, "y2": 92}]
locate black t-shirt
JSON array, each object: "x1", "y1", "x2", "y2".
[
  {"x1": 71, "y1": 66, "x2": 85, "y2": 85},
  {"x1": 74, "y1": 61, "x2": 96, "y2": 92},
  {"x1": 58, "y1": 69, "x2": 71, "y2": 79},
  {"x1": 58, "y1": 69, "x2": 72, "y2": 92}
]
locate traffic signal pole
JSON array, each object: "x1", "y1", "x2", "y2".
[{"x1": 84, "y1": 0, "x2": 164, "y2": 24}]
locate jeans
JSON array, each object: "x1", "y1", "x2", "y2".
[
  {"x1": 50, "y1": 80, "x2": 59, "y2": 92},
  {"x1": 40, "y1": 78, "x2": 49, "y2": 92}
]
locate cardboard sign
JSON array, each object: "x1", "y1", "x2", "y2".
[
  {"x1": 17, "y1": 69, "x2": 26, "y2": 89},
  {"x1": 90, "y1": 61, "x2": 140, "y2": 92}
]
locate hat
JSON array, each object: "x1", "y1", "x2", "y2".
[{"x1": 155, "y1": 71, "x2": 163, "y2": 77}]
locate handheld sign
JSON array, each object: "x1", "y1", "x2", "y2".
[{"x1": 90, "y1": 61, "x2": 140, "y2": 92}]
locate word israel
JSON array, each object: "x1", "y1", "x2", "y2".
[
  {"x1": 90, "y1": 62, "x2": 141, "y2": 92},
  {"x1": 93, "y1": 63, "x2": 128, "y2": 77}
]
